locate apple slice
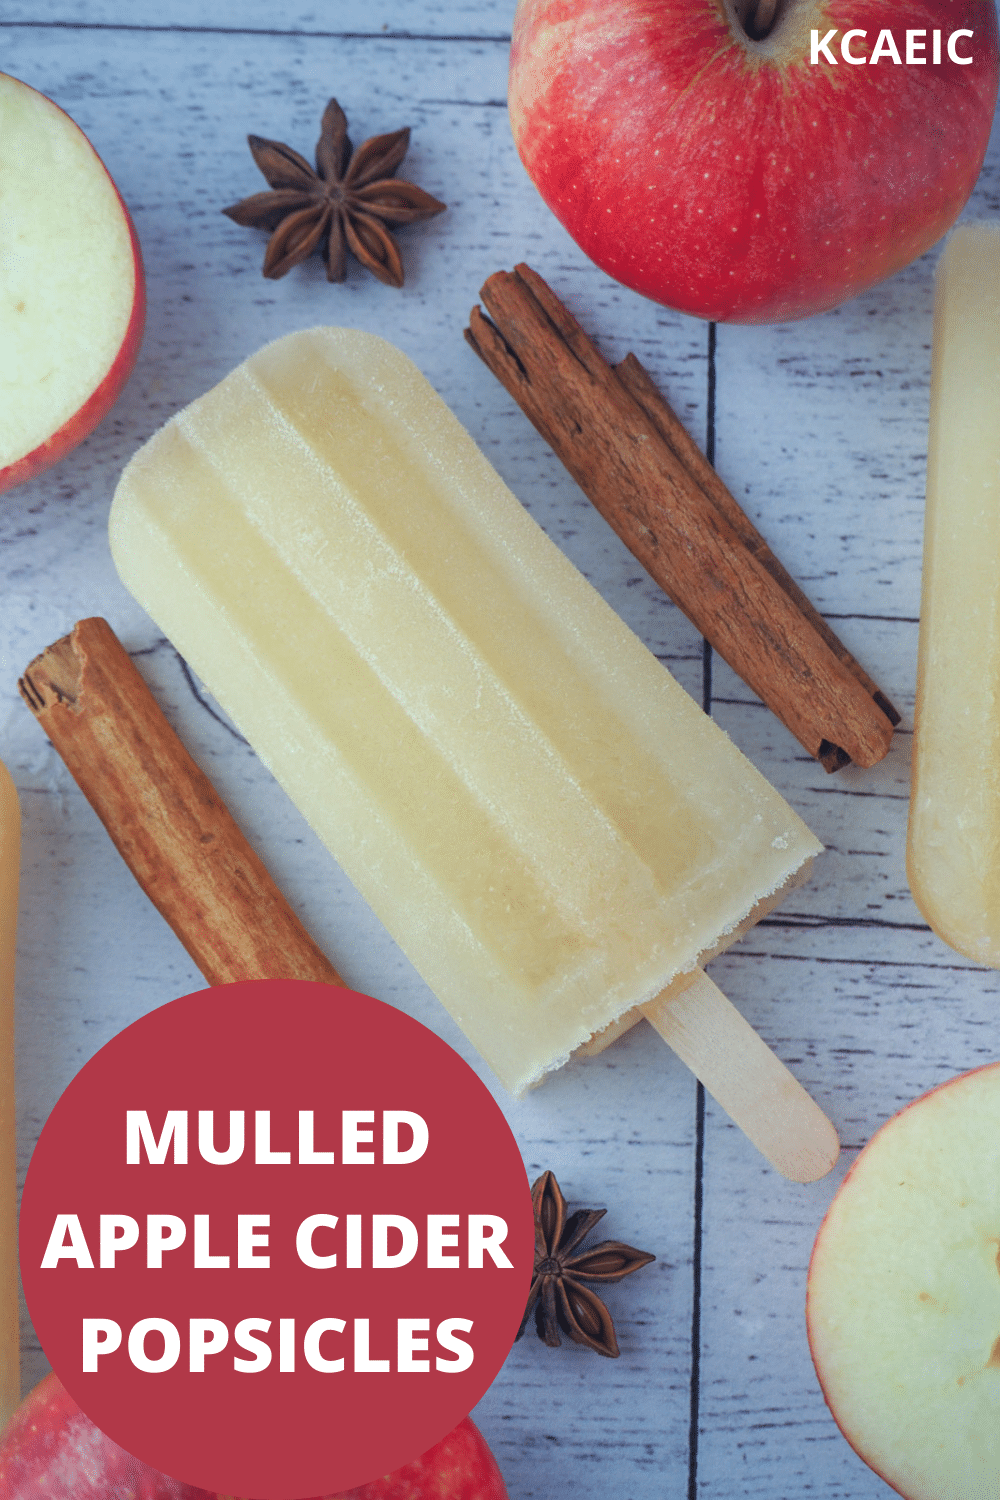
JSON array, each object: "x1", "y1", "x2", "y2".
[
  {"x1": 807, "y1": 1063, "x2": 1000, "y2": 1500},
  {"x1": 0, "y1": 73, "x2": 145, "y2": 492}
]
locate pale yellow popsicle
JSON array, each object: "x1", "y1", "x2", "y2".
[
  {"x1": 0, "y1": 762, "x2": 20, "y2": 1428},
  {"x1": 109, "y1": 328, "x2": 823, "y2": 1112},
  {"x1": 909, "y1": 226, "x2": 1000, "y2": 964}
]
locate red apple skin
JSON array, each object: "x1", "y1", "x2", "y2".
[
  {"x1": 0, "y1": 1373, "x2": 212, "y2": 1498},
  {"x1": 330, "y1": 1418, "x2": 509, "y2": 1500},
  {"x1": 329, "y1": 1416, "x2": 509, "y2": 1500},
  {"x1": 0, "y1": 1373, "x2": 509, "y2": 1500},
  {"x1": 509, "y1": 0, "x2": 1000, "y2": 323},
  {"x1": 0, "y1": 86, "x2": 146, "y2": 495}
]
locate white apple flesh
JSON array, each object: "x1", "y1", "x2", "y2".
[
  {"x1": 807, "y1": 1063, "x2": 1000, "y2": 1500},
  {"x1": 509, "y1": 0, "x2": 1000, "y2": 323},
  {"x1": 0, "y1": 73, "x2": 145, "y2": 492}
]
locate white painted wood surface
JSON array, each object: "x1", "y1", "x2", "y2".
[{"x1": 1, "y1": 5, "x2": 998, "y2": 1496}]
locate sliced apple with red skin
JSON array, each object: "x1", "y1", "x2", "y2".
[
  {"x1": 0, "y1": 1372, "x2": 509, "y2": 1500},
  {"x1": 0, "y1": 72, "x2": 145, "y2": 492},
  {"x1": 807, "y1": 1062, "x2": 1000, "y2": 1500},
  {"x1": 508, "y1": 0, "x2": 1000, "y2": 323}
]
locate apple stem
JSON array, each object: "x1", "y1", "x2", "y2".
[
  {"x1": 752, "y1": 0, "x2": 778, "y2": 32},
  {"x1": 736, "y1": 0, "x2": 780, "y2": 38}
]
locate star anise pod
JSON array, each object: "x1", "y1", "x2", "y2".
[
  {"x1": 223, "y1": 98, "x2": 446, "y2": 286},
  {"x1": 517, "y1": 1170, "x2": 655, "y2": 1358}
]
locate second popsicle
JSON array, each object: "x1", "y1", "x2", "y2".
[{"x1": 909, "y1": 224, "x2": 1000, "y2": 965}]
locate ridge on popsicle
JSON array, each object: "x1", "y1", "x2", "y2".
[{"x1": 108, "y1": 327, "x2": 837, "y2": 1179}]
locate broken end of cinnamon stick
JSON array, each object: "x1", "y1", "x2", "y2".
[{"x1": 19, "y1": 625, "x2": 89, "y2": 716}]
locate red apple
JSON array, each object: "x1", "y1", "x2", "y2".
[
  {"x1": 0, "y1": 1375, "x2": 211, "y2": 1498},
  {"x1": 0, "y1": 1373, "x2": 509, "y2": 1500},
  {"x1": 329, "y1": 1417, "x2": 509, "y2": 1500},
  {"x1": 807, "y1": 1063, "x2": 1000, "y2": 1499},
  {"x1": 508, "y1": 0, "x2": 1000, "y2": 323},
  {"x1": 0, "y1": 73, "x2": 145, "y2": 492}
]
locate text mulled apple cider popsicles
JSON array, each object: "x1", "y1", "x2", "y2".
[
  {"x1": 108, "y1": 329, "x2": 835, "y2": 1176},
  {"x1": 909, "y1": 225, "x2": 1000, "y2": 963},
  {"x1": 0, "y1": 763, "x2": 20, "y2": 1429}
]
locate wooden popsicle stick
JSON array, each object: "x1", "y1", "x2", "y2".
[
  {"x1": 19, "y1": 618, "x2": 343, "y2": 989},
  {"x1": 641, "y1": 972, "x2": 839, "y2": 1182}
]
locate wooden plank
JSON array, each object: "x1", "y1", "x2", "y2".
[{"x1": 1, "y1": 1, "x2": 515, "y2": 34}]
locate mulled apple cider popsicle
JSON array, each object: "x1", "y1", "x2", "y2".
[
  {"x1": 109, "y1": 328, "x2": 837, "y2": 1181},
  {"x1": 0, "y1": 763, "x2": 20, "y2": 1427},
  {"x1": 909, "y1": 225, "x2": 1000, "y2": 963}
]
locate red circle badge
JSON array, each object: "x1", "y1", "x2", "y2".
[{"x1": 20, "y1": 981, "x2": 534, "y2": 1498}]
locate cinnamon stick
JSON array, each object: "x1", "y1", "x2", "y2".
[
  {"x1": 18, "y1": 618, "x2": 343, "y2": 988},
  {"x1": 466, "y1": 264, "x2": 899, "y2": 772}
]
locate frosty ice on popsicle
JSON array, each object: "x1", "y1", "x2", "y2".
[{"x1": 109, "y1": 328, "x2": 837, "y2": 1180}]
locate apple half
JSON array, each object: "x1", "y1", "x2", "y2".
[
  {"x1": 0, "y1": 73, "x2": 145, "y2": 492},
  {"x1": 807, "y1": 1063, "x2": 1000, "y2": 1500},
  {"x1": 509, "y1": 0, "x2": 1000, "y2": 323}
]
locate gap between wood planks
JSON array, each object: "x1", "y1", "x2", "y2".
[{"x1": 0, "y1": 20, "x2": 513, "y2": 41}]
